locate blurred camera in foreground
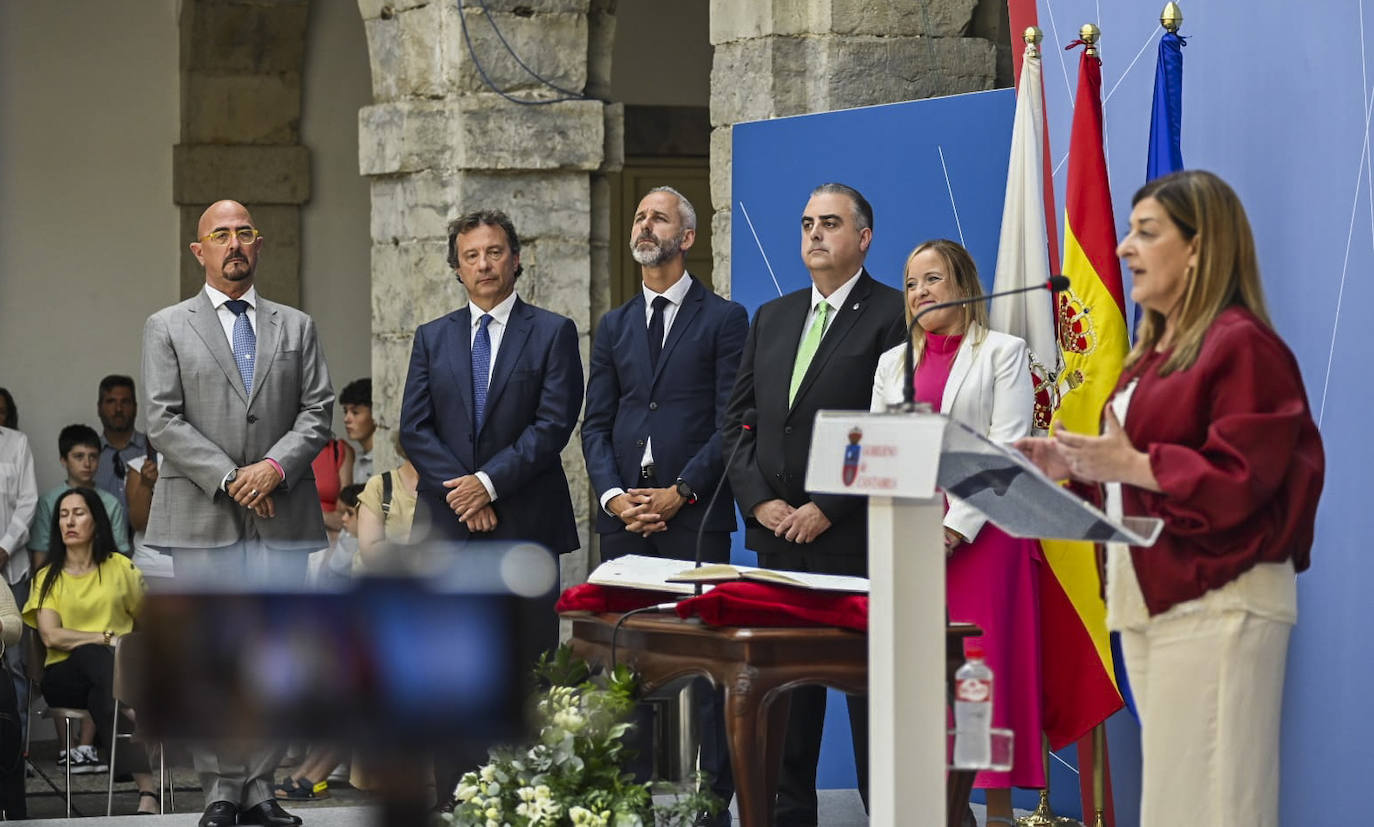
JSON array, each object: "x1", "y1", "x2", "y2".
[{"x1": 134, "y1": 541, "x2": 560, "y2": 748}]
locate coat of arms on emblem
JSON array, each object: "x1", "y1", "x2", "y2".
[{"x1": 842, "y1": 427, "x2": 863, "y2": 486}]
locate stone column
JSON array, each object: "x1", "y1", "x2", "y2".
[
  {"x1": 708, "y1": 0, "x2": 999, "y2": 294},
  {"x1": 357, "y1": 0, "x2": 622, "y2": 573},
  {"x1": 175, "y1": 0, "x2": 312, "y2": 303}
]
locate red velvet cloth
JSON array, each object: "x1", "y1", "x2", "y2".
[
  {"x1": 555, "y1": 583, "x2": 679, "y2": 614},
  {"x1": 674, "y1": 582, "x2": 868, "y2": 632}
]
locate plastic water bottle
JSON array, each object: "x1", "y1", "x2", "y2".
[{"x1": 953, "y1": 642, "x2": 993, "y2": 768}]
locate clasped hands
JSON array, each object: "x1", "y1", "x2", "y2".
[
  {"x1": 1014, "y1": 409, "x2": 1157, "y2": 490},
  {"x1": 610, "y1": 487, "x2": 686, "y2": 537},
  {"x1": 227, "y1": 460, "x2": 282, "y2": 519},
  {"x1": 753, "y1": 499, "x2": 831, "y2": 544},
  {"x1": 443, "y1": 474, "x2": 498, "y2": 533}
]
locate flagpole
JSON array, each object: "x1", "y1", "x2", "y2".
[{"x1": 1016, "y1": 732, "x2": 1082, "y2": 827}]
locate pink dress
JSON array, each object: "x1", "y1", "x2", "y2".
[{"x1": 916, "y1": 333, "x2": 1045, "y2": 789}]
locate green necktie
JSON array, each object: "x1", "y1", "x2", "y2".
[{"x1": 789, "y1": 300, "x2": 832, "y2": 405}]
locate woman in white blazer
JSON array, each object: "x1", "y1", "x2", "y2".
[{"x1": 870, "y1": 239, "x2": 1042, "y2": 825}]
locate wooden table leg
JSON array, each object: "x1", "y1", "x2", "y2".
[{"x1": 723, "y1": 666, "x2": 782, "y2": 827}]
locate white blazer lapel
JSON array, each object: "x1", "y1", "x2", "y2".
[{"x1": 940, "y1": 332, "x2": 978, "y2": 414}]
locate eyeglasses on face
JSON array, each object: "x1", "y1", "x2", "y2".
[{"x1": 199, "y1": 228, "x2": 263, "y2": 246}]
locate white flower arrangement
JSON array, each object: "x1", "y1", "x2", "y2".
[{"x1": 440, "y1": 647, "x2": 722, "y2": 827}]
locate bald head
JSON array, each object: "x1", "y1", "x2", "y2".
[
  {"x1": 190, "y1": 199, "x2": 262, "y2": 297},
  {"x1": 197, "y1": 200, "x2": 255, "y2": 237}
]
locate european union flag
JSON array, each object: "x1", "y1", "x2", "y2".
[{"x1": 1146, "y1": 31, "x2": 1186, "y2": 181}]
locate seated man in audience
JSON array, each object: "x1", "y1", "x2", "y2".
[
  {"x1": 30, "y1": 425, "x2": 132, "y2": 565},
  {"x1": 340, "y1": 379, "x2": 375, "y2": 482}
]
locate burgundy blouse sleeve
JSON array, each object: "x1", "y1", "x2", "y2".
[{"x1": 1135, "y1": 322, "x2": 1314, "y2": 541}]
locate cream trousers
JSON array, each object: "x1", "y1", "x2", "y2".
[{"x1": 1119, "y1": 610, "x2": 1291, "y2": 827}]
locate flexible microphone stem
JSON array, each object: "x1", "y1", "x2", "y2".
[
  {"x1": 902, "y1": 275, "x2": 1069, "y2": 407},
  {"x1": 693, "y1": 412, "x2": 757, "y2": 596}
]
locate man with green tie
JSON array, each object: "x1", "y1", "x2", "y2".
[{"x1": 723, "y1": 182, "x2": 905, "y2": 826}]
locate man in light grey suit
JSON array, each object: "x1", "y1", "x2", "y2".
[{"x1": 142, "y1": 200, "x2": 332, "y2": 827}]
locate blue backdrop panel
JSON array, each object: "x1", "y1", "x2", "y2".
[
  {"x1": 1030, "y1": 3, "x2": 1372, "y2": 825},
  {"x1": 729, "y1": 88, "x2": 1016, "y2": 791}
]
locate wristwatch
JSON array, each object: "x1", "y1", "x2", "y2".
[
  {"x1": 223, "y1": 467, "x2": 238, "y2": 492},
  {"x1": 674, "y1": 478, "x2": 697, "y2": 505}
]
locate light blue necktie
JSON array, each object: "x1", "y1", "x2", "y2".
[
  {"x1": 472, "y1": 313, "x2": 493, "y2": 432},
  {"x1": 224, "y1": 299, "x2": 256, "y2": 395}
]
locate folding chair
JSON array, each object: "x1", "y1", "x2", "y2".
[
  {"x1": 24, "y1": 634, "x2": 95, "y2": 818},
  {"x1": 107, "y1": 631, "x2": 171, "y2": 815}
]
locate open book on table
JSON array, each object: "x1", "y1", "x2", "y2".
[{"x1": 586, "y1": 554, "x2": 870, "y2": 595}]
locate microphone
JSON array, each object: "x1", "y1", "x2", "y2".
[
  {"x1": 693, "y1": 409, "x2": 757, "y2": 595},
  {"x1": 903, "y1": 275, "x2": 1069, "y2": 406}
]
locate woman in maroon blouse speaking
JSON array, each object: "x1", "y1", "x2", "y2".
[{"x1": 1016, "y1": 169, "x2": 1324, "y2": 827}]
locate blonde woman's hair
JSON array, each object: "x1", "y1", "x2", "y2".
[
  {"x1": 903, "y1": 239, "x2": 988, "y2": 361},
  {"x1": 1126, "y1": 170, "x2": 1272, "y2": 375}
]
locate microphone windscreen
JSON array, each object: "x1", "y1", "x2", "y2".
[{"x1": 1047, "y1": 275, "x2": 1070, "y2": 292}]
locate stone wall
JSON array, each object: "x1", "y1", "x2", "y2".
[
  {"x1": 357, "y1": 0, "x2": 622, "y2": 578},
  {"x1": 708, "y1": 0, "x2": 1000, "y2": 294},
  {"x1": 175, "y1": 0, "x2": 312, "y2": 303}
]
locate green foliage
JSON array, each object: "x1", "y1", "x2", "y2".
[{"x1": 443, "y1": 646, "x2": 720, "y2": 827}]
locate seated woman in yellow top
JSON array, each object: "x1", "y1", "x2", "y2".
[{"x1": 22, "y1": 488, "x2": 158, "y2": 815}]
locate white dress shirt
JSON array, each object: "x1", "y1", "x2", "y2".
[
  {"x1": 0, "y1": 427, "x2": 38, "y2": 584},
  {"x1": 470, "y1": 290, "x2": 520, "y2": 502},
  {"x1": 204, "y1": 283, "x2": 259, "y2": 350},
  {"x1": 599, "y1": 272, "x2": 695, "y2": 514}
]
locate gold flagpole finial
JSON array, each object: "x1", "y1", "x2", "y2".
[
  {"x1": 1161, "y1": 2, "x2": 1183, "y2": 33},
  {"x1": 1024, "y1": 26, "x2": 1043, "y2": 57},
  {"x1": 1079, "y1": 23, "x2": 1101, "y2": 56}
]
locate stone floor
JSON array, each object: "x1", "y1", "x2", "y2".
[{"x1": 19, "y1": 737, "x2": 1026, "y2": 825}]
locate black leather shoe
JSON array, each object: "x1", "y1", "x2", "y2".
[
  {"x1": 199, "y1": 801, "x2": 239, "y2": 827},
  {"x1": 239, "y1": 799, "x2": 303, "y2": 826}
]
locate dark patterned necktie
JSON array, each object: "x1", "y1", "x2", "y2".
[{"x1": 472, "y1": 313, "x2": 493, "y2": 431}]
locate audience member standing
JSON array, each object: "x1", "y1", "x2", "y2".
[
  {"x1": 92, "y1": 375, "x2": 156, "y2": 528},
  {"x1": 142, "y1": 199, "x2": 333, "y2": 827},
  {"x1": 0, "y1": 389, "x2": 36, "y2": 754},
  {"x1": 724, "y1": 183, "x2": 905, "y2": 824},
  {"x1": 581, "y1": 186, "x2": 748, "y2": 823}
]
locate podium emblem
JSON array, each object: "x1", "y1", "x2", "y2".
[{"x1": 842, "y1": 427, "x2": 863, "y2": 486}]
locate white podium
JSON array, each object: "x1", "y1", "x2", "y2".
[{"x1": 805, "y1": 410, "x2": 1160, "y2": 825}]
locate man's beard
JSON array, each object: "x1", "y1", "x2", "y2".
[
  {"x1": 222, "y1": 257, "x2": 253, "y2": 281},
  {"x1": 630, "y1": 230, "x2": 684, "y2": 267}
]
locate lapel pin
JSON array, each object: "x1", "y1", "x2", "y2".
[{"x1": 851, "y1": 303, "x2": 860, "y2": 311}]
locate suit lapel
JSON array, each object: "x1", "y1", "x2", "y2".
[
  {"x1": 482, "y1": 298, "x2": 533, "y2": 429},
  {"x1": 789, "y1": 271, "x2": 874, "y2": 413},
  {"x1": 444, "y1": 307, "x2": 475, "y2": 430},
  {"x1": 246, "y1": 301, "x2": 281, "y2": 409},
  {"x1": 765, "y1": 290, "x2": 810, "y2": 411},
  {"x1": 941, "y1": 332, "x2": 977, "y2": 414},
  {"x1": 651, "y1": 278, "x2": 703, "y2": 388},
  {"x1": 186, "y1": 291, "x2": 249, "y2": 405}
]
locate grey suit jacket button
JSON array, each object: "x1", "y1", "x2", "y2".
[{"x1": 247, "y1": 414, "x2": 258, "y2": 424}]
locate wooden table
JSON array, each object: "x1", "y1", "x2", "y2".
[{"x1": 564, "y1": 612, "x2": 979, "y2": 827}]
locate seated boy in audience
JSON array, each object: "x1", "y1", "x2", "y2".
[{"x1": 29, "y1": 425, "x2": 132, "y2": 566}]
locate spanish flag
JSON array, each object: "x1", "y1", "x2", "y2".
[{"x1": 1039, "y1": 35, "x2": 1129, "y2": 750}]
